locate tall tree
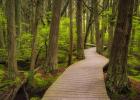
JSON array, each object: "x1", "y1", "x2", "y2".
[
  {"x1": 68, "y1": 0, "x2": 73, "y2": 65},
  {"x1": 108, "y1": 0, "x2": 118, "y2": 53},
  {"x1": 15, "y1": 0, "x2": 21, "y2": 36},
  {"x1": 30, "y1": 0, "x2": 44, "y2": 70},
  {"x1": 76, "y1": 0, "x2": 85, "y2": 59},
  {"x1": 6, "y1": 0, "x2": 18, "y2": 79},
  {"x1": 61, "y1": 0, "x2": 69, "y2": 17},
  {"x1": 46, "y1": 0, "x2": 62, "y2": 72},
  {"x1": 106, "y1": 0, "x2": 134, "y2": 93},
  {"x1": 93, "y1": 0, "x2": 103, "y2": 54},
  {"x1": 84, "y1": 0, "x2": 94, "y2": 48}
]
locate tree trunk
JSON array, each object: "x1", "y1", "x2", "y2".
[
  {"x1": 46, "y1": 0, "x2": 62, "y2": 72},
  {"x1": 76, "y1": 0, "x2": 85, "y2": 59},
  {"x1": 61, "y1": 0, "x2": 69, "y2": 17},
  {"x1": 6, "y1": 0, "x2": 18, "y2": 79},
  {"x1": 93, "y1": 0, "x2": 102, "y2": 54},
  {"x1": 101, "y1": 0, "x2": 108, "y2": 48},
  {"x1": 30, "y1": 0, "x2": 44, "y2": 70},
  {"x1": 15, "y1": 0, "x2": 21, "y2": 36},
  {"x1": 108, "y1": 0, "x2": 118, "y2": 54},
  {"x1": 68, "y1": 0, "x2": 73, "y2": 65},
  {"x1": 90, "y1": 24, "x2": 94, "y2": 44},
  {"x1": 84, "y1": 0, "x2": 94, "y2": 48},
  {"x1": 106, "y1": 0, "x2": 134, "y2": 94}
]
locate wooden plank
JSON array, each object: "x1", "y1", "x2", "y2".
[{"x1": 42, "y1": 48, "x2": 109, "y2": 100}]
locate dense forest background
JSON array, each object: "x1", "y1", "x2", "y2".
[{"x1": 0, "y1": 0, "x2": 140, "y2": 100}]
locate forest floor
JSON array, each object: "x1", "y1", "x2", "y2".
[
  {"x1": 0, "y1": 49, "x2": 140, "y2": 100},
  {"x1": 0, "y1": 63, "x2": 67, "y2": 100}
]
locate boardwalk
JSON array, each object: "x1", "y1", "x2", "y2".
[{"x1": 42, "y1": 48, "x2": 109, "y2": 100}]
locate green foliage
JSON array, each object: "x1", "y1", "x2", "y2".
[
  {"x1": 129, "y1": 75, "x2": 140, "y2": 82},
  {"x1": 128, "y1": 68, "x2": 139, "y2": 76},
  {"x1": 17, "y1": 24, "x2": 49, "y2": 61},
  {"x1": 58, "y1": 17, "x2": 77, "y2": 64},
  {"x1": 0, "y1": 77, "x2": 21, "y2": 91},
  {"x1": 30, "y1": 97, "x2": 41, "y2": 100},
  {"x1": 0, "y1": 49, "x2": 7, "y2": 60},
  {"x1": 0, "y1": 8, "x2": 6, "y2": 25},
  {"x1": 17, "y1": 32, "x2": 32, "y2": 60},
  {"x1": 32, "y1": 73, "x2": 48, "y2": 88},
  {"x1": 0, "y1": 65, "x2": 21, "y2": 91},
  {"x1": 128, "y1": 55, "x2": 140, "y2": 67},
  {"x1": 29, "y1": 72, "x2": 58, "y2": 90},
  {"x1": 0, "y1": 65, "x2": 4, "y2": 82}
]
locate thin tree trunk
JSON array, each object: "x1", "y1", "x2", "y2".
[
  {"x1": 30, "y1": 0, "x2": 44, "y2": 70},
  {"x1": 68, "y1": 0, "x2": 73, "y2": 65},
  {"x1": 15, "y1": 0, "x2": 21, "y2": 36},
  {"x1": 84, "y1": 0, "x2": 94, "y2": 48},
  {"x1": 93, "y1": 0, "x2": 102, "y2": 54},
  {"x1": 61, "y1": 0, "x2": 69, "y2": 17},
  {"x1": 90, "y1": 24, "x2": 94, "y2": 44}
]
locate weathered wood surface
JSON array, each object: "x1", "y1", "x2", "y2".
[{"x1": 42, "y1": 48, "x2": 109, "y2": 100}]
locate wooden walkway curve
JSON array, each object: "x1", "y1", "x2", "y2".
[{"x1": 42, "y1": 48, "x2": 109, "y2": 100}]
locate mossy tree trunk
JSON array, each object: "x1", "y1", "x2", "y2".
[
  {"x1": 6, "y1": 0, "x2": 18, "y2": 79},
  {"x1": 46, "y1": 0, "x2": 62, "y2": 72},
  {"x1": 76, "y1": 0, "x2": 85, "y2": 60},
  {"x1": 106, "y1": 0, "x2": 134, "y2": 94}
]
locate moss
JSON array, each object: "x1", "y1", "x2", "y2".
[
  {"x1": 31, "y1": 73, "x2": 48, "y2": 89},
  {"x1": 29, "y1": 73, "x2": 58, "y2": 90},
  {"x1": 108, "y1": 88, "x2": 137, "y2": 100}
]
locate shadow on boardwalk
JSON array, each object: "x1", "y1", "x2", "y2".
[{"x1": 42, "y1": 48, "x2": 109, "y2": 100}]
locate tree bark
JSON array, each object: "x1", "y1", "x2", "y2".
[
  {"x1": 84, "y1": 0, "x2": 94, "y2": 48},
  {"x1": 6, "y1": 0, "x2": 18, "y2": 79},
  {"x1": 68, "y1": 0, "x2": 73, "y2": 65},
  {"x1": 61, "y1": 0, "x2": 69, "y2": 17},
  {"x1": 106, "y1": 0, "x2": 134, "y2": 94},
  {"x1": 76, "y1": 0, "x2": 85, "y2": 59},
  {"x1": 30, "y1": 0, "x2": 44, "y2": 70},
  {"x1": 46, "y1": 0, "x2": 62, "y2": 72},
  {"x1": 15, "y1": 0, "x2": 21, "y2": 36},
  {"x1": 93, "y1": 0, "x2": 102, "y2": 54},
  {"x1": 108, "y1": 0, "x2": 118, "y2": 54},
  {"x1": 90, "y1": 24, "x2": 94, "y2": 44}
]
